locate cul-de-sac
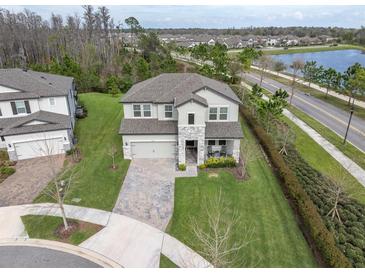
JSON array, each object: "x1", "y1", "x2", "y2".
[{"x1": 0, "y1": 3, "x2": 365, "y2": 269}]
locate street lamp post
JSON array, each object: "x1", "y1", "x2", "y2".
[{"x1": 343, "y1": 109, "x2": 354, "y2": 145}]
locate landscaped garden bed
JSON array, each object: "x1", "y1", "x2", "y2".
[
  {"x1": 21, "y1": 215, "x2": 103, "y2": 245},
  {"x1": 0, "y1": 150, "x2": 16, "y2": 184}
]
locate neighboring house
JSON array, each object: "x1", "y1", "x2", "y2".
[
  {"x1": 0, "y1": 69, "x2": 76, "y2": 160},
  {"x1": 119, "y1": 73, "x2": 243, "y2": 165}
]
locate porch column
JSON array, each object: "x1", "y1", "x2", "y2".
[{"x1": 232, "y1": 139, "x2": 240, "y2": 163}]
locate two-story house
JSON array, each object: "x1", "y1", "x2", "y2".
[
  {"x1": 119, "y1": 73, "x2": 243, "y2": 165},
  {"x1": 0, "y1": 69, "x2": 76, "y2": 160}
]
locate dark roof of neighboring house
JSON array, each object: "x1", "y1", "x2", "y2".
[
  {"x1": 121, "y1": 73, "x2": 241, "y2": 106},
  {"x1": 0, "y1": 69, "x2": 73, "y2": 101},
  {"x1": 119, "y1": 119, "x2": 178, "y2": 135},
  {"x1": 0, "y1": 111, "x2": 71, "y2": 136},
  {"x1": 205, "y1": 122, "x2": 244, "y2": 139}
]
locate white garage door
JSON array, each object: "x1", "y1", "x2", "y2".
[
  {"x1": 131, "y1": 141, "x2": 176, "y2": 159},
  {"x1": 14, "y1": 138, "x2": 65, "y2": 160}
]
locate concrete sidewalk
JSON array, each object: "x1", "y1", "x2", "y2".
[
  {"x1": 0, "y1": 203, "x2": 212, "y2": 268},
  {"x1": 251, "y1": 65, "x2": 365, "y2": 109},
  {"x1": 242, "y1": 81, "x2": 365, "y2": 187}
]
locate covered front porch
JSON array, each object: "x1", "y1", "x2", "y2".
[{"x1": 204, "y1": 139, "x2": 240, "y2": 162}]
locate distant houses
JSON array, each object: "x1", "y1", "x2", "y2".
[{"x1": 157, "y1": 33, "x2": 336, "y2": 49}]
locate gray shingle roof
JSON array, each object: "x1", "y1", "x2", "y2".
[
  {"x1": 205, "y1": 122, "x2": 244, "y2": 139},
  {"x1": 0, "y1": 69, "x2": 73, "y2": 101},
  {"x1": 121, "y1": 73, "x2": 241, "y2": 106},
  {"x1": 0, "y1": 111, "x2": 71, "y2": 136},
  {"x1": 119, "y1": 119, "x2": 178, "y2": 135}
]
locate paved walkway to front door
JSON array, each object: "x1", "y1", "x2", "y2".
[
  {"x1": 0, "y1": 155, "x2": 64, "y2": 207},
  {"x1": 113, "y1": 159, "x2": 176, "y2": 231}
]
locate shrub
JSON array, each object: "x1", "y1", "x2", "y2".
[
  {"x1": 0, "y1": 166, "x2": 15, "y2": 176},
  {"x1": 205, "y1": 156, "x2": 236, "y2": 168},
  {"x1": 0, "y1": 150, "x2": 9, "y2": 161},
  {"x1": 178, "y1": 164, "x2": 186, "y2": 171},
  {"x1": 240, "y1": 105, "x2": 351, "y2": 268},
  {"x1": 198, "y1": 164, "x2": 206, "y2": 170}
]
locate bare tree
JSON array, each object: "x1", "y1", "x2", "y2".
[
  {"x1": 257, "y1": 55, "x2": 273, "y2": 86},
  {"x1": 107, "y1": 144, "x2": 117, "y2": 169},
  {"x1": 289, "y1": 59, "x2": 304, "y2": 105},
  {"x1": 33, "y1": 138, "x2": 77, "y2": 231},
  {"x1": 189, "y1": 189, "x2": 255, "y2": 267}
]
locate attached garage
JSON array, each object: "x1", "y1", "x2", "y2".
[
  {"x1": 14, "y1": 137, "x2": 65, "y2": 160},
  {"x1": 131, "y1": 141, "x2": 176, "y2": 159}
]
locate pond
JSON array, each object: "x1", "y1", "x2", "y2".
[{"x1": 271, "y1": 49, "x2": 365, "y2": 74}]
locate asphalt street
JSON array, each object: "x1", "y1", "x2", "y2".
[
  {"x1": 0, "y1": 246, "x2": 101, "y2": 268},
  {"x1": 243, "y1": 72, "x2": 365, "y2": 152}
]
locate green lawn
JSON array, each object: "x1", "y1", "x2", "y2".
[
  {"x1": 21, "y1": 215, "x2": 102, "y2": 245},
  {"x1": 281, "y1": 115, "x2": 365, "y2": 204},
  {"x1": 166, "y1": 119, "x2": 316, "y2": 267},
  {"x1": 252, "y1": 68, "x2": 365, "y2": 118},
  {"x1": 35, "y1": 93, "x2": 130, "y2": 211},
  {"x1": 159, "y1": 254, "x2": 178, "y2": 268}
]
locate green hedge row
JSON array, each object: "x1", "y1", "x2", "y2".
[
  {"x1": 240, "y1": 106, "x2": 351, "y2": 268},
  {"x1": 205, "y1": 156, "x2": 237, "y2": 168}
]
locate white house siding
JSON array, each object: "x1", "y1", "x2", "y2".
[
  {"x1": 195, "y1": 88, "x2": 239, "y2": 122},
  {"x1": 38, "y1": 97, "x2": 69, "y2": 116},
  {"x1": 123, "y1": 103, "x2": 158, "y2": 119},
  {"x1": 122, "y1": 134, "x2": 177, "y2": 160},
  {"x1": 0, "y1": 85, "x2": 20, "y2": 93},
  {"x1": 177, "y1": 101, "x2": 206, "y2": 126},
  {"x1": 5, "y1": 129, "x2": 72, "y2": 161}
]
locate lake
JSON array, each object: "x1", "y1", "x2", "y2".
[{"x1": 271, "y1": 49, "x2": 365, "y2": 74}]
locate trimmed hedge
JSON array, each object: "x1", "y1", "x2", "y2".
[
  {"x1": 178, "y1": 164, "x2": 186, "y2": 171},
  {"x1": 205, "y1": 156, "x2": 236, "y2": 168},
  {"x1": 240, "y1": 106, "x2": 351, "y2": 268}
]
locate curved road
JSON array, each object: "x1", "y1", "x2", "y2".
[
  {"x1": 243, "y1": 72, "x2": 365, "y2": 152},
  {"x1": 0, "y1": 246, "x2": 101, "y2": 268}
]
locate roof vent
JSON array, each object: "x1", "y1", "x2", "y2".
[
  {"x1": 49, "y1": 82, "x2": 53, "y2": 85},
  {"x1": 22, "y1": 68, "x2": 27, "y2": 72},
  {"x1": 41, "y1": 76, "x2": 47, "y2": 80}
]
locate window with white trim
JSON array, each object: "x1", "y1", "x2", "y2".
[
  {"x1": 164, "y1": 104, "x2": 173, "y2": 118},
  {"x1": 209, "y1": 107, "x2": 228, "y2": 121},
  {"x1": 133, "y1": 104, "x2": 152, "y2": 118},
  {"x1": 15, "y1": 101, "x2": 26, "y2": 114},
  {"x1": 218, "y1": 140, "x2": 226, "y2": 146}
]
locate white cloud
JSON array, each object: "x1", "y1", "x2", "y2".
[{"x1": 292, "y1": 11, "x2": 304, "y2": 20}]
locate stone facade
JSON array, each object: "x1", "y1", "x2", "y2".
[{"x1": 178, "y1": 125, "x2": 205, "y2": 165}]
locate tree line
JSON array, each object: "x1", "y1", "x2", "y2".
[{"x1": 0, "y1": 6, "x2": 177, "y2": 93}]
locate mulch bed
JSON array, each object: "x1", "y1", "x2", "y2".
[{"x1": 54, "y1": 220, "x2": 104, "y2": 243}]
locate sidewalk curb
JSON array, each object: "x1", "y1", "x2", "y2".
[{"x1": 0, "y1": 238, "x2": 122, "y2": 268}]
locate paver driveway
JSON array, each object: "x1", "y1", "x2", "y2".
[
  {"x1": 0, "y1": 155, "x2": 64, "y2": 206},
  {"x1": 113, "y1": 158, "x2": 175, "y2": 231}
]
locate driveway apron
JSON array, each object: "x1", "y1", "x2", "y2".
[{"x1": 113, "y1": 158, "x2": 175, "y2": 231}]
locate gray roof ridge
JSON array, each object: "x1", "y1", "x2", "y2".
[
  {"x1": 157, "y1": 73, "x2": 197, "y2": 103},
  {"x1": 22, "y1": 70, "x2": 66, "y2": 95}
]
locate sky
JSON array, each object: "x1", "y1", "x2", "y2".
[{"x1": 1, "y1": 5, "x2": 365, "y2": 28}]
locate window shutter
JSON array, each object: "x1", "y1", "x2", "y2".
[
  {"x1": 10, "y1": 102, "x2": 17, "y2": 115},
  {"x1": 25, "y1": 101, "x2": 31, "y2": 113}
]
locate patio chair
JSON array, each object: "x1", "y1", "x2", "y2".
[{"x1": 208, "y1": 146, "x2": 213, "y2": 157}]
